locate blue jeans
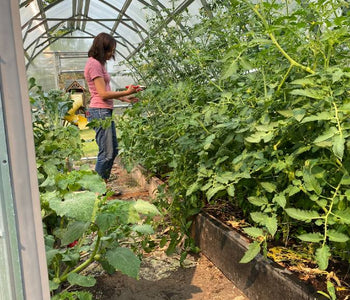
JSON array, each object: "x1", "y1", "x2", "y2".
[{"x1": 87, "y1": 108, "x2": 118, "y2": 180}]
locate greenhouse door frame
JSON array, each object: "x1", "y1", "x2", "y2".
[{"x1": 0, "y1": 1, "x2": 50, "y2": 299}]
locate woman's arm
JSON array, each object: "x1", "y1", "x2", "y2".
[{"x1": 93, "y1": 77, "x2": 137, "y2": 100}]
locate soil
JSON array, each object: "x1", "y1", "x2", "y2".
[{"x1": 83, "y1": 162, "x2": 249, "y2": 300}]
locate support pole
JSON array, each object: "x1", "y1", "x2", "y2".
[{"x1": 0, "y1": 1, "x2": 50, "y2": 299}]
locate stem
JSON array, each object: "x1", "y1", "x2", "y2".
[
  {"x1": 59, "y1": 234, "x2": 101, "y2": 283},
  {"x1": 332, "y1": 102, "x2": 342, "y2": 136},
  {"x1": 277, "y1": 64, "x2": 293, "y2": 92},
  {"x1": 322, "y1": 183, "x2": 341, "y2": 247},
  {"x1": 195, "y1": 117, "x2": 210, "y2": 134},
  {"x1": 261, "y1": 68, "x2": 267, "y2": 98},
  {"x1": 249, "y1": 2, "x2": 315, "y2": 75}
]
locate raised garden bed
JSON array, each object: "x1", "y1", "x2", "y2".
[
  {"x1": 192, "y1": 211, "x2": 324, "y2": 300},
  {"x1": 129, "y1": 164, "x2": 342, "y2": 300}
]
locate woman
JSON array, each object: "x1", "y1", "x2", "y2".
[{"x1": 84, "y1": 32, "x2": 140, "y2": 187}]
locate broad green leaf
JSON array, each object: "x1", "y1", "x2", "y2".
[
  {"x1": 266, "y1": 216, "x2": 278, "y2": 236},
  {"x1": 103, "y1": 200, "x2": 140, "y2": 224},
  {"x1": 95, "y1": 213, "x2": 117, "y2": 232},
  {"x1": 243, "y1": 227, "x2": 264, "y2": 238},
  {"x1": 77, "y1": 291, "x2": 93, "y2": 300},
  {"x1": 240, "y1": 242, "x2": 261, "y2": 263},
  {"x1": 206, "y1": 184, "x2": 226, "y2": 200},
  {"x1": 132, "y1": 224, "x2": 154, "y2": 235},
  {"x1": 277, "y1": 110, "x2": 293, "y2": 118},
  {"x1": 200, "y1": 181, "x2": 213, "y2": 191},
  {"x1": 260, "y1": 182, "x2": 277, "y2": 193},
  {"x1": 133, "y1": 200, "x2": 160, "y2": 216},
  {"x1": 333, "y1": 209, "x2": 350, "y2": 224},
  {"x1": 301, "y1": 112, "x2": 333, "y2": 123},
  {"x1": 303, "y1": 168, "x2": 322, "y2": 194},
  {"x1": 248, "y1": 196, "x2": 268, "y2": 207},
  {"x1": 292, "y1": 108, "x2": 306, "y2": 122},
  {"x1": 289, "y1": 88, "x2": 324, "y2": 100},
  {"x1": 316, "y1": 245, "x2": 331, "y2": 270},
  {"x1": 315, "y1": 199, "x2": 327, "y2": 209},
  {"x1": 46, "y1": 249, "x2": 60, "y2": 265},
  {"x1": 332, "y1": 134, "x2": 345, "y2": 160},
  {"x1": 327, "y1": 230, "x2": 349, "y2": 243},
  {"x1": 216, "y1": 172, "x2": 235, "y2": 184},
  {"x1": 49, "y1": 280, "x2": 59, "y2": 292},
  {"x1": 340, "y1": 175, "x2": 350, "y2": 185},
  {"x1": 245, "y1": 131, "x2": 273, "y2": 143},
  {"x1": 240, "y1": 57, "x2": 253, "y2": 70},
  {"x1": 67, "y1": 273, "x2": 96, "y2": 287},
  {"x1": 273, "y1": 194, "x2": 286, "y2": 208},
  {"x1": 326, "y1": 281, "x2": 337, "y2": 300},
  {"x1": 338, "y1": 102, "x2": 350, "y2": 112},
  {"x1": 255, "y1": 124, "x2": 275, "y2": 131},
  {"x1": 285, "y1": 185, "x2": 300, "y2": 196},
  {"x1": 250, "y1": 212, "x2": 268, "y2": 225},
  {"x1": 331, "y1": 68, "x2": 346, "y2": 83},
  {"x1": 203, "y1": 134, "x2": 216, "y2": 150},
  {"x1": 49, "y1": 191, "x2": 96, "y2": 222},
  {"x1": 78, "y1": 174, "x2": 106, "y2": 194},
  {"x1": 227, "y1": 185, "x2": 235, "y2": 197},
  {"x1": 106, "y1": 247, "x2": 141, "y2": 279},
  {"x1": 40, "y1": 176, "x2": 56, "y2": 188},
  {"x1": 285, "y1": 208, "x2": 320, "y2": 221},
  {"x1": 186, "y1": 182, "x2": 200, "y2": 196},
  {"x1": 61, "y1": 221, "x2": 89, "y2": 246},
  {"x1": 245, "y1": 132, "x2": 264, "y2": 143},
  {"x1": 221, "y1": 61, "x2": 238, "y2": 79},
  {"x1": 298, "y1": 232, "x2": 323, "y2": 242},
  {"x1": 313, "y1": 127, "x2": 337, "y2": 143},
  {"x1": 290, "y1": 78, "x2": 317, "y2": 86}
]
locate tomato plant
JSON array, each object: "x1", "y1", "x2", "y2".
[{"x1": 119, "y1": 1, "x2": 350, "y2": 297}]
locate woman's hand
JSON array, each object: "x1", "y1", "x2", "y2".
[
  {"x1": 126, "y1": 85, "x2": 138, "y2": 95},
  {"x1": 119, "y1": 96, "x2": 139, "y2": 103}
]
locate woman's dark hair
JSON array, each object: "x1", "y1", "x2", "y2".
[{"x1": 88, "y1": 32, "x2": 116, "y2": 64}]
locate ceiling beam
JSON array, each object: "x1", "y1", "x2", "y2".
[
  {"x1": 111, "y1": 0, "x2": 132, "y2": 33},
  {"x1": 81, "y1": 0, "x2": 91, "y2": 31},
  {"x1": 126, "y1": 0, "x2": 195, "y2": 60},
  {"x1": 99, "y1": 0, "x2": 148, "y2": 34}
]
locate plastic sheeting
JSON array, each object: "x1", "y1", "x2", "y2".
[{"x1": 21, "y1": 0, "x2": 206, "y2": 90}]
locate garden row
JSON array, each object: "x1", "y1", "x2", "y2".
[{"x1": 118, "y1": 1, "x2": 350, "y2": 298}]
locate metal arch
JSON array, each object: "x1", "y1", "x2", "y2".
[
  {"x1": 21, "y1": 0, "x2": 209, "y2": 68},
  {"x1": 125, "y1": 0, "x2": 196, "y2": 60},
  {"x1": 25, "y1": 27, "x2": 153, "y2": 70},
  {"x1": 24, "y1": 18, "x2": 138, "y2": 67},
  {"x1": 81, "y1": 0, "x2": 91, "y2": 31},
  {"x1": 98, "y1": 0, "x2": 148, "y2": 34},
  {"x1": 22, "y1": 3, "x2": 149, "y2": 65}
]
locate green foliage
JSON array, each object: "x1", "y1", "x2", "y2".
[
  {"x1": 118, "y1": 0, "x2": 350, "y2": 293},
  {"x1": 29, "y1": 78, "x2": 83, "y2": 185},
  {"x1": 51, "y1": 291, "x2": 92, "y2": 300},
  {"x1": 30, "y1": 79, "x2": 161, "y2": 297}
]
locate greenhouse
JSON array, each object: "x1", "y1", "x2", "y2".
[{"x1": 1, "y1": 0, "x2": 350, "y2": 299}]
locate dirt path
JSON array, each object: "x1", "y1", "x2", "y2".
[{"x1": 89, "y1": 162, "x2": 249, "y2": 300}]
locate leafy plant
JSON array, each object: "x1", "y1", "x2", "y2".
[
  {"x1": 29, "y1": 79, "x2": 161, "y2": 298},
  {"x1": 118, "y1": 0, "x2": 350, "y2": 297},
  {"x1": 43, "y1": 169, "x2": 160, "y2": 293},
  {"x1": 29, "y1": 78, "x2": 83, "y2": 186}
]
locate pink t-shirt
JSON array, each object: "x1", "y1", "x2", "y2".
[{"x1": 84, "y1": 57, "x2": 113, "y2": 109}]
